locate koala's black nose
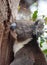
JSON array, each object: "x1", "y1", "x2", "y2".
[{"x1": 10, "y1": 23, "x2": 17, "y2": 31}]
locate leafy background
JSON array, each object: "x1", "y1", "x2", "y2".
[{"x1": 30, "y1": 0, "x2": 47, "y2": 61}]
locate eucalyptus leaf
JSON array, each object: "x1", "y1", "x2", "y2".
[
  {"x1": 44, "y1": 17, "x2": 47, "y2": 24},
  {"x1": 43, "y1": 49, "x2": 47, "y2": 54},
  {"x1": 32, "y1": 10, "x2": 38, "y2": 21},
  {"x1": 40, "y1": 37, "x2": 45, "y2": 47}
]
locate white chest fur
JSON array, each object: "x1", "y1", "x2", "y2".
[{"x1": 13, "y1": 38, "x2": 32, "y2": 56}]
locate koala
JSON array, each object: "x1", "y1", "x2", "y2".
[{"x1": 10, "y1": 19, "x2": 47, "y2": 65}]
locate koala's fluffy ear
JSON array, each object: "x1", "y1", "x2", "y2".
[
  {"x1": 32, "y1": 19, "x2": 44, "y2": 37},
  {"x1": 10, "y1": 23, "x2": 17, "y2": 31}
]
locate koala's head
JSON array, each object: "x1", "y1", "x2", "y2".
[{"x1": 10, "y1": 19, "x2": 44, "y2": 42}]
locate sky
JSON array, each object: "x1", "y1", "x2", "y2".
[{"x1": 30, "y1": 0, "x2": 47, "y2": 17}]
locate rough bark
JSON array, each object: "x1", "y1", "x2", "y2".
[
  {"x1": 0, "y1": 0, "x2": 20, "y2": 65},
  {"x1": 8, "y1": 0, "x2": 20, "y2": 19}
]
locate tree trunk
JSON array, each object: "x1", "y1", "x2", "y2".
[{"x1": 0, "y1": 0, "x2": 20, "y2": 65}]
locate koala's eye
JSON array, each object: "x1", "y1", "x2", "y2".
[{"x1": 10, "y1": 23, "x2": 17, "y2": 31}]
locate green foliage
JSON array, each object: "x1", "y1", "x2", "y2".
[
  {"x1": 44, "y1": 17, "x2": 47, "y2": 24},
  {"x1": 40, "y1": 37, "x2": 45, "y2": 47},
  {"x1": 43, "y1": 49, "x2": 47, "y2": 54},
  {"x1": 32, "y1": 10, "x2": 38, "y2": 21}
]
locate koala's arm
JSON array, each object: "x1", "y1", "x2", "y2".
[
  {"x1": 10, "y1": 56, "x2": 34, "y2": 65},
  {"x1": 10, "y1": 46, "x2": 35, "y2": 65}
]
